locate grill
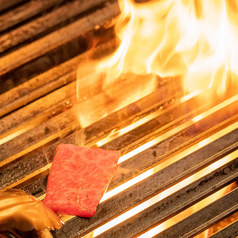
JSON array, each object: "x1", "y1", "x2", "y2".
[{"x1": 0, "y1": 1, "x2": 238, "y2": 237}]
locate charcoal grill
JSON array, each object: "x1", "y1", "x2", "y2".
[{"x1": 0, "y1": 0, "x2": 238, "y2": 237}]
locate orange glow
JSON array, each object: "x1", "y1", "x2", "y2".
[
  {"x1": 105, "y1": 120, "x2": 238, "y2": 203},
  {"x1": 0, "y1": 128, "x2": 27, "y2": 145},
  {"x1": 93, "y1": 149, "x2": 238, "y2": 237},
  {"x1": 95, "y1": 90, "x2": 201, "y2": 148},
  {"x1": 137, "y1": 185, "x2": 233, "y2": 238},
  {"x1": 76, "y1": 63, "x2": 156, "y2": 128},
  {"x1": 76, "y1": 0, "x2": 238, "y2": 127},
  {"x1": 118, "y1": 95, "x2": 238, "y2": 163},
  {"x1": 75, "y1": 0, "x2": 238, "y2": 236},
  {"x1": 40, "y1": 121, "x2": 238, "y2": 229},
  {"x1": 97, "y1": 0, "x2": 238, "y2": 95}
]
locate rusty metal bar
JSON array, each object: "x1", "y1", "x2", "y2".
[{"x1": 154, "y1": 187, "x2": 238, "y2": 238}]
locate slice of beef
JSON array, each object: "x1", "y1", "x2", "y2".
[{"x1": 43, "y1": 144, "x2": 120, "y2": 217}]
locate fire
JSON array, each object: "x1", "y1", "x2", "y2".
[
  {"x1": 97, "y1": 0, "x2": 238, "y2": 94},
  {"x1": 76, "y1": 1, "x2": 238, "y2": 235},
  {"x1": 77, "y1": 0, "x2": 238, "y2": 127}
]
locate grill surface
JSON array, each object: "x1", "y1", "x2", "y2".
[{"x1": 0, "y1": 1, "x2": 238, "y2": 238}]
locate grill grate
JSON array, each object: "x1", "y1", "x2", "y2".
[{"x1": 0, "y1": 1, "x2": 238, "y2": 238}]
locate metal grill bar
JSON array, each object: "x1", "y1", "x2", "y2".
[
  {"x1": 0, "y1": 1, "x2": 237, "y2": 237},
  {"x1": 0, "y1": 1, "x2": 119, "y2": 75},
  {"x1": 0, "y1": 0, "x2": 26, "y2": 13},
  {"x1": 0, "y1": 0, "x2": 66, "y2": 33},
  {"x1": 0, "y1": 79, "x2": 179, "y2": 190},
  {"x1": 96, "y1": 152, "x2": 238, "y2": 238},
  {"x1": 51, "y1": 129, "x2": 238, "y2": 237},
  {"x1": 0, "y1": 40, "x2": 115, "y2": 118},
  {"x1": 154, "y1": 187, "x2": 238, "y2": 238},
  {"x1": 209, "y1": 219, "x2": 238, "y2": 238},
  {"x1": 0, "y1": 0, "x2": 109, "y2": 54}
]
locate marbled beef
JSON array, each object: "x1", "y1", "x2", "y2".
[{"x1": 43, "y1": 144, "x2": 120, "y2": 217}]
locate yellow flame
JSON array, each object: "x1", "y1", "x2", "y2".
[
  {"x1": 77, "y1": 1, "x2": 238, "y2": 235},
  {"x1": 97, "y1": 0, "x2": 238, "y2": 94},
  {"x1": 77, "y1": 0, "x2": 238, "y2": 127}
]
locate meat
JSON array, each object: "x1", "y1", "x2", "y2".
[{"x1": 43, "y1": 144, "x2": 120, "y2": 217}]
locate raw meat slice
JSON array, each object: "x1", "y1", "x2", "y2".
[{"x1": 43, "y1": 144, "x2": 120, "y2": 217}]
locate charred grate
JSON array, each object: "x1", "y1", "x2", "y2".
[{"x1": 0, "y1": 1, "x2": 238, "y2": 238}]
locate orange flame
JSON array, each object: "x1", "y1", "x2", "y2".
[
  {"x1": 77, "y1": 1, "x2": 238, "y2": 236},
  {"x1": 97, "y1": 0, "x2": 238, "y2": 94},
  {"x1": 77, "y1": 0, "x2": 238, "y2": 127}
]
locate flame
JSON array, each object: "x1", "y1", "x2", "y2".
[
  {"x1": 77, "y1": 0, "x2": 238, "y2": 127},
  {"x1": 76, "y1": 61, "x2": 156, "y2": 127},
  {"x1": 77, "y1": 0, "x2": 238, "y2": 235},
  {"x1": 97, "y1": 0, "x2": 238, "y2": 94}
]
